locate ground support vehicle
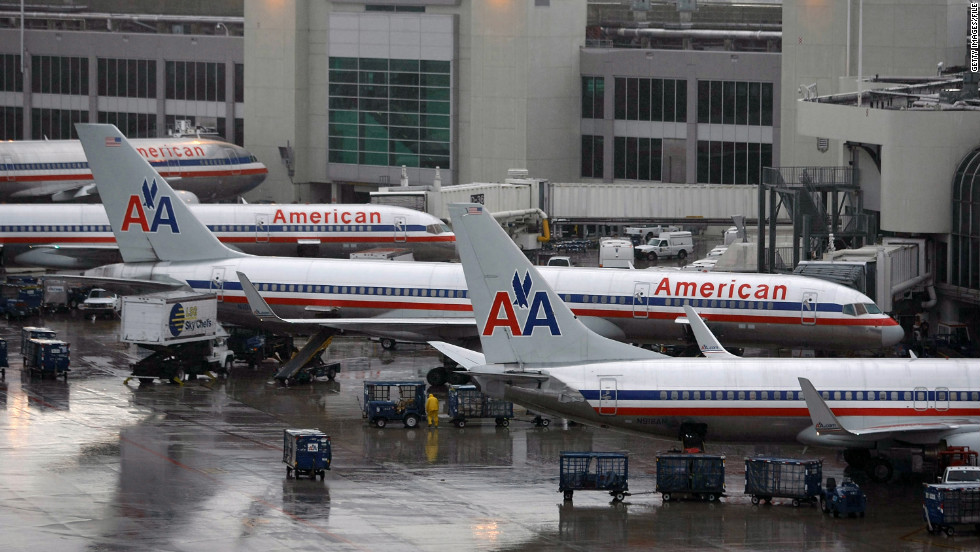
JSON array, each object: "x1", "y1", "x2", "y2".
[
  {"x1": 634, "y1": 231, "x2": 694, "y2": 261},
  {"x1": 41, "y1": 279, "x2": 88, "y2": 312},
  {"x1": 78, "y1": 288, "x2": 120, "y2": 318},
  {"x1": 283, "y1": 429, "x2": 331, "y2": 480},
  {"x1": 1, "y1": 280, "x2": 42, "y2": 319},
  {"x1": 0, "y1": 337, "x2": 7, "y2": 379},
  {"x1": 24, "y1": 338, "x2": 70, "y2": 380},
  {"x1": 362, "y1": 381, "x2": 426, "y2": 428},
  {"x1": 559, "y1": 451, "x2": 630, "y2": 503},
  {"x1": 273, "y1": 330, "x2": 338, "y2": 385},
  {"x1": 228, "y1": 328, "x2": 295, "y2": 369},
  {"x1": 923, "y1": 484, "x2": 980, "y2": 536},
  {"x1": 744, "y1": 457, "x2": 822, "y2": 506},
  {"x1": 2, "y1": 298, "x2": 30, "y2": 320},
  {"x1": 447, "y1": 384, "x2": 514, "y2": 428},
  {"x1": 120, "y1": 292, "x2": 231, "y2": 384},
  {"x1": 656, "y1": 453, "x2": 725, "y2": 502},
  {"x1": 821, "y1": 478, "x2": 866, "y2": 518}
]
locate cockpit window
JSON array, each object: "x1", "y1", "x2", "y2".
[
  {"x1": 427, "y1": 223, "x2": 452, "y2": 235},
  {"x1": 842, "y1": 304, "x2": 855, "y2": 316},
  {"x1": 863, "y1": 303, "x2": 882, "y2": 314},
  {"x1": 843, "y1": 303, "x2": 881, "y2": 316}
]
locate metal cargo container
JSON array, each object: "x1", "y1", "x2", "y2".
[
  {"x1": 924, "y1": 483, "x2": 980, "y2": 536},
  {"x1": 120, "y1": 291, "x2": 221, "y2": 345},
  {"x1": 559, "y1": 451, "x2": 629, "y2": 502},
  {"x1": 656, "y1": 453, "x2": 726, "y2": 502},
  {"x1": 283, "y1": 429, "x2": 331, "y2": 480},
  {"x1": 744, "y1": 457, "x2": 822, "y2": 506},
  {"x1": 447, "y1": 384, "x2": 514, "y2": 428}
]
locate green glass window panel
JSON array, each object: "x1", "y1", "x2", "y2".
[
  {"x1": 359, "y1": 123, "x2": 388, "y2": 139},
  {"x1": 359, "y1": 71, "x2": 388, "y2": 85},
  {"x1": 735, "y1": 82, "x2": 748, "y2": 125},
  {"x1": 723, "y1": 82, "x2": 736, "y2": 125},
  {"x1": 329, "y1": 149, "x2": 357, "y2": 163},
  {"x1": 420, "y1": 156, "x2": 449, "y2": 169},
  {"x1": 421, "y1": 60, "x2": 450, "y2": 73},
  {"x1": 638, "y1": 79, "x2": 651, "y2": 121},
  {"x1": 675, "y1": 79, "x2": 687, "y2": 122},
  {"x1": 329, "y1": 110, "x2": 357, "y2": 124},
  {"x1": 422, "y1": 87, "x2": 450, "y2": 101},
  {"x1": 419, "y1": 142, "x2": 449, "y2": 156},
  {"x1": 359, "y1": 98, "x2": 388, "y2": 111},
  {"x1": 662, "y1": 80, "x2": 675, "y2": 123},
  {"x1": 329, "y1": 83, "x2": 357, "y2": 96},
  {"x1": 359, "y1": 151, "x2": 388, "y2": 165},
  {"x1": 748, "y1": 82, "x2": 761, "y2": 126},
  {"x1": 329, "y1": 123, "x2": 357, "y2": 138},
  {"x1": 360, "y1": 138, "x2": 388, "y2": 152},
  {"x1": 329, "y1": 135, "x2": 357, "y2": 150},
  {"x1": 329, "y1": 96, "x2": 358, "y2": 110},
  {"x1": 390, "y1": 73, "x2": 420, "y2": 86},
  {"x1": 709, "y1": 81, "x2": 723, "y2": 124},
  {"x1": 390, "y1": 59, "x2": 419, "y2": 72},
  {"x1": 651, "y1": 79, "x2": 663, "y2": 121},
  {"x1": 697, "y1": 81, "x2": 710, "y2": 123},
  {"x1": 390, "y1": 126, "x2": 420, "y2": 140},
  {"x1": 360, "y1": 111, "x2": 388, "y2": 125},
  {"x1": 329, "y1": 70, "x2": 358, "y2": 83},
  {"x1": 389, "y1": 112, "x2": 419, "y2": 126},
  {"x1": 421, "y1": 101, "x2": 450, "y2": 115},
  {"x1": 390, "y1": 138, "x2": 419, "y2": 153},
  {"x1": 422, "y1": 114, "x2": 449, "y2": 128},
  {"x1": 390, "y1": 152, "x2": 420, "y2": 167},
  {"x1": 625, "y1": 78, "x2": 638, "y2": 121},
  {"x1": 391, "y1": 86, "x2": 420, "y2": 100},
  {"x1": 421, "y1": 128, "x2": 449, "y2": 142},
  {"x1": 391, "y1": 99, "x2": 421, "y2": 113},
  {"x1": 359, "y1": 58, "x2": 388, "y2": 71},
  {"x1": 330, "y1": 57, "x2": 357, "y2": 70},
  {"x1": 359, "y1": 84, "x2": 388, "y2": 97},
  {"x1": 421, "y1": 73, "x2": 450, "y2": 87}
]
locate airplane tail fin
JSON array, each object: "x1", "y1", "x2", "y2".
[
  {"x1": 448, "y1": 203, "x2": 663, "y2": 365},
  {"x1": 683, "y1": 305, "x2": 740, "y2": 359},
  {"x1": 75, "y1": 124, "x2": 243, "y2": 263}
]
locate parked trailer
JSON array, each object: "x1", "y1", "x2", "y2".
[
  {"x1": 24, "y1": 338, "x2": 70, "y2": 380},
  {"x1": 745, "y1": 457, "x2": 822, "y2": 506},
  {"x1": 924, "y1": 484, "x2": 980, "y2": 536},
  {"x1": 362, "y1": 381, "x2": 426, "y2": 429},
  {"x1": 559, "y1": 451, "x2": 630, "y2": 503},
  {"x1": 283, "y1": 429, "x2": 331, "y2": 480},
  {"x1": 656, "y1": 453, "x2": 726, "y2": 502},
  {"x1": 447, "y1": 384, "x2": 514, "y2": 428}
]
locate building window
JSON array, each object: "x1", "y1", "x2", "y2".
[
  {"x1": 614, "y1": 77, "x2": 686, "y2": 123},
  {"x1": 697, "y1": 80, "x2": 773, "y2": 126},
  {"x1": 328, "y1": 56, "x2": 451, "y2": 169},
  {"x1": 614, "y1": 137, "x2": 662, "y2": 181},
  {"x1": 581, "y1": 134, "x2": 603, "y2": 178},
  {"x1": 0, "y1": 106, "x2": 23, "y2": 140},
  {"x1": 97, "y1": 112, "x2": 156, "y2": 138},
  {"x1": 234, "y1": 63, "x2": 244, "y2": 103},
  {"x1": 31, "y1": 108, "x2": 89, "y2": 140},
  {"x1": 31, "y1": 56, "x2": 88, "y2": 95},
  {"x1": 581, "y1": 76, "x2": 604, "y2": 119},
  {"x1": 951, "y1": 147, "x2": 980, "y2": 290},
  {"x1": 697, "y1": 141, "x2": 771, "y2": 185},
  {"x1": 97, "y1": 58, "x2": 156, "y2": 98},
  {"x1": 1, "y1": 54, "x2": 23, "y2": 92},
  {"x1": 165, "y1": 61, "x2": 226, "y2": 101}
]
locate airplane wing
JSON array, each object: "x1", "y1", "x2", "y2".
[
  {"x1": 43, "y1": 274, "x2": 187, "y2": 296},
  {"x1": 13, "y1": 244, "x2": 122, "y2": 270}
]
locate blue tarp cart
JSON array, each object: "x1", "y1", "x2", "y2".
[
  {"x1": 559, "y1": 451, "x2": 629, "y2": 502},
  {"x1": 656, "y1": 453, "x2": 726, "y2": 502},
  {"x1": 924, "y1": 483, "x2": 980, "y2": 536},
  {"x1": 744, "y1": 457, "x2": 822, "y2": 506},
  {"x1": 283, "y1": 429, "x2": 332, "y2": 480},
  {"x1": 447, "y1": 384, "x2": 514, "y2": 428},
  {"x1": 821, "y1": 477, "x2": 866, "y2": 518},
  {"x1": 362, "y1": 380, "x2": 426, "y2": 429}
]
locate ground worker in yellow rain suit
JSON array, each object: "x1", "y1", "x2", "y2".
[{"x1": 426, "y1": 393, "x2": 440, "y2": 428}]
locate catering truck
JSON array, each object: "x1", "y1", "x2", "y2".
[{"x1": 120, "y1": 291, "x2": 233, "y2": 384}]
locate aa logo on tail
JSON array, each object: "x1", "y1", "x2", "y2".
[
  {"x1": 121, "y1": 178, "x2": 179, "y2": 233},
  {"x1": 482, "y1": 270, "x2": 561, "y2": 336}
]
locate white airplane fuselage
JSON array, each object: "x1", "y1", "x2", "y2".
[
  {"x1": 0, "y1": 137, "x2": 266, "y2": 202},
  {"x1": 83, "y1": 256, "x2": 904, "y2": 350},
  {"x1": 0, "y1": 203, "x2": 456, "y2": 266}
]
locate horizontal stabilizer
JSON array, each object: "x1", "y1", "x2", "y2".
[{"x1": 428, "y1": 341, "x2": 486, "y2": 369}]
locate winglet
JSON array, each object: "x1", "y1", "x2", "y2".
[
  {"x1": 682, "y1": 305, "x2": 739, "y2": 359},
  {"x1": 798, "y1": 377, "x2": 854, "y2": 436},
  {"x1": 236, "y1": 271, "x2": 282, "y2": 321}
]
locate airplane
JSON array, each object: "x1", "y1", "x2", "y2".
[
  {"x1": 429, "y1": 202, "x2": 980, "y2": 482},
  {"x1": 0, "y1": 202, "x2": 456, "y2": 269},
  {"x1": 0, "y1": 136, "x2": 267, "y2": 202},
  {"x1": 72, "y1": 124, "x2": 900, "y2": 384}
]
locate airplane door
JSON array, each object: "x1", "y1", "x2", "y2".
[
  {"x1": 914, "y1": 386, "x2": 928, "y2": 411},
  {"x1": 632, "y1": 282, "x2": 650, "y2": 318},
  {"x1": 393, "y1": 216, "x2": 407, "y2": 243},
  {"x1": 210, "y1": 267, "x2": 226, "y2": 302},
  {"x1": 223, "y1": 148, "x2": 242, "y2": 175},
  {"x1": 801, "y1": 291, "x2": 818, "y2": 325},
  {"x1": 598, "y1": 377, "x2": 618, "y2": 415},
  {"x1": 255, "y1": 214, "x2": 270, "y2": 243}
]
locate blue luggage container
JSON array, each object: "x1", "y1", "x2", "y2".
[
  {"x1": 656, "y1": 453, "x2": 726, "y2": 502},
  {"x1": 283, "y1": 429, "x2": 332, "y2": 480},
  {"x1": 25, "y1": 339, "x2": 70, "y2": 380},
  {"x1": 559, "y1": 451, "x2": 629, "y2": 502},
  {"x1": 448, "y1": 384, "x2": 514, "y2": 428},
  {"x1": 744, "y1": 456, "x2": 822, "y2": 506},
  {"x1": 924, "y1": 483, "x2": 980, "y2": 536}
]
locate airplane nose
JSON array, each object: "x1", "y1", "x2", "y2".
[{"x1": 881, "y1": 322, "x2": 905, "y2": 347}]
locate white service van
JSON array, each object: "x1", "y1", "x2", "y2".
[
  {"x1": 598, "y1": 238, "x2": 635, "y2": 269},
  {"x1": 635, "y1": 231, "x2": 694, "y2": 261}
]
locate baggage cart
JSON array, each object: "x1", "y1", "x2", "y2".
[
  {"x1": 924, "y1": 483, "x2": 980, "y2": 536},
  {"x1": 559, "y1": 451, "x2": 629, "y2": 502},
  {"x1": 362, "y1": 381, "x2": 426, "y2": 429},
  {"x1": 21, "y1": 326, "x2": 57, "y2": 356},
  {"x1": 24, "y1": 338, "x2": 70, "y2": 380},
  {"x1": 447, "y1": 384, "x2": 514, "y2": 428},
  {"x1": 821, "y1": 477, "x2": 866, "y2": 518},
  {"x1": 283, "y1": 429, "x2": 332, "y2": 480},
  {"x1": 744, "y1": 457, "x2": 822, "y2": 506},
  {"x1": 656, "y1": 453, "x2": 725, "y2": 502}
]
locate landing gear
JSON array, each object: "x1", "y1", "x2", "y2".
[
  {"x1": 866, "y1": 456, "x2": 894, "y2": 483},
  {"x1": 843, "y1": 448, "x2": 871, "y2": 470}
]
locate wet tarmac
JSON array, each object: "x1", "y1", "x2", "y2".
[{"x1": 0, "y1": 312, "x2": 974, "y2": 551}]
